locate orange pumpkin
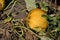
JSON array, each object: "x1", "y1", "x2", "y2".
[{"x1": 26, "y1": 8, "x2": 48, "y2": 32}]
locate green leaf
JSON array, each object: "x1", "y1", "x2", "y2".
[
  {"x1": 40, "y1": 2, "x2": 48, "y2": 12},
  {"x1": 25, "y1": 0, "x2": 36, "y2": 11},
  {"x1": 42, "y1": 14, "x2": 52, "y2": 20},
  {"x1": 4, "y1": 16, "x2": 12, "y2": 23},
  {"x1": 54, "y1": 22, "x2": 60, "y2": 32}
]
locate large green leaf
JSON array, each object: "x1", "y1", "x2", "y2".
[{"x1": 25, "y1": 0, "x2": 36, "y2": 11}]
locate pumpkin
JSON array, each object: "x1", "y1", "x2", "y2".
[{"x1": 26, "y1": 8, "x2": 48, "y2": 32}]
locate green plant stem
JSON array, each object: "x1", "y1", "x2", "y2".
[
  {"x1": 17, "y1": 1, "x2": 27, "y2": 13},
  {"x1": 14, "y1": 26, "x2": 41, "y2": 39},
  {"x1": 4, "y1": 0, "x2": 15, "y2": 10},
  {"x1": 18, "y1": 28, "x2": 24, "y2": 36},
  {"x1": 7, "y1": 1, "x2": 17, "y2": 16},
  {"x1": 15, "y1": 30, "x2": 25, "y2": 40},
  {"x1": 17, "y1": 1, "x2": 25, "y2": 9}
]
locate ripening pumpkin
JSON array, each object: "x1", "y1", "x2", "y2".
[
  {"x1": 26, "y1": 8, "x2": 48, "y2": 32},
  {"x1": 0, "y1": 0, "x2": 5, "y2": 11}
]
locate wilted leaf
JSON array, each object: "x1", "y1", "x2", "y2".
[
  {"x1": 4, "y1": 16, "x2": 12, "y2": 23},
  {"x1": 25, "y1": 0, "x2": 36, "y2": 11},
  {"x1": 40, "y1": 36, "x2": 52, "y2": 40},
  {"x1": 38, "y1": 31, "x2": 46, "y2": 36}
]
